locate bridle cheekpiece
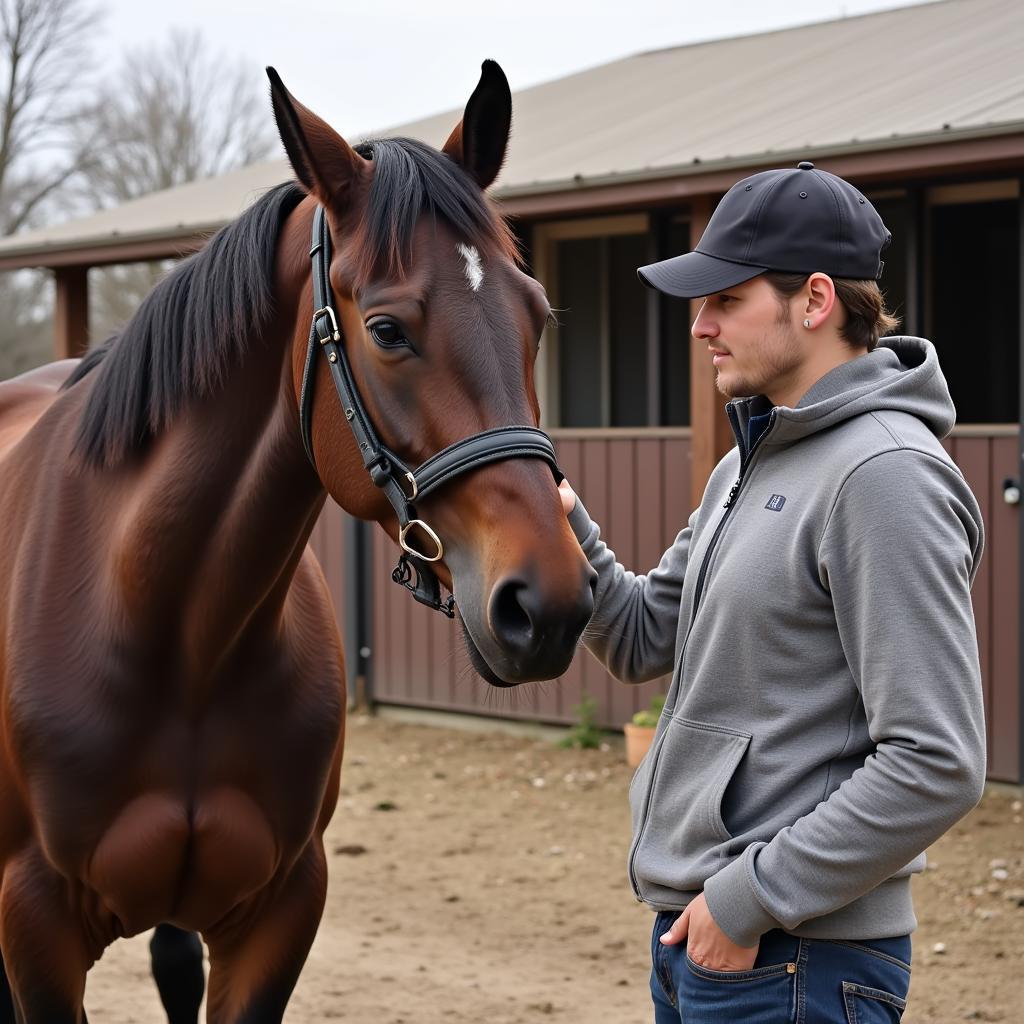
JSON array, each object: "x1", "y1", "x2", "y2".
[{"x1": 299, "y1": 206, "x2": 562, "y2": 617}]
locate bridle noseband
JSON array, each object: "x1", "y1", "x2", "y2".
[{"x1": 299, "y1": 206, "x2": 562, "y2": 617}]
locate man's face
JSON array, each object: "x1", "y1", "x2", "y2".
[{"x1": 691, "y1": 275, "x2": 805, "y2": 402}]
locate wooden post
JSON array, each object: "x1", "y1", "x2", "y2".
[
  {"x1": 645, "y1": 213, "x2": 665, "y2": 425},
  {"x1": 53, "y1": 266, "x2": 89, "y2": 359},
  {"x1": 688, "y1": 195, "x2": 734, "y2": 503},
  {"x1": 1017, "y1": 174, "x2": 1024, "y2": 784}
]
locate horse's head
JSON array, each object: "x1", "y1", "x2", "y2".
[{"x1": 268, "y1": 63, "x2": 595, "y2": 686}]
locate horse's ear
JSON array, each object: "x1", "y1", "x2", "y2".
[
  {"x1": 266, "y1": 67, "x2": 370, "y2": 209},
  {"x1": 442, "y1": 60, "x2": 511, "y2": 191}
]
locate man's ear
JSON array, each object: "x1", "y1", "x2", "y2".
[
  {"x1": 266, "y1": 67, "x2": 371, "y2": 210},
  {"x1": 804, "y1": 273, "x2": 838, "y2": 325},
  {"x1": 442, "y1": 60, "x2": 512, "y2": 191}
]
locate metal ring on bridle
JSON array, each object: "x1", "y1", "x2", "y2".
[{"x1": 399, "y1": 520, "x2": 444, "y2": 562}]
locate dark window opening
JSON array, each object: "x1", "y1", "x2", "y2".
[
  {"x1": 555, "y1": 233, "x2": 651, "y2": 427},
  {"x1": 871, "y1": 196, "x2": 910, "y2": 337},
  {"x1": 928, "y1": 199, "x2": 1019, "y2": 424},
  {"x1": 660, "y1": 217, "x2": 691, "y2": 426}
]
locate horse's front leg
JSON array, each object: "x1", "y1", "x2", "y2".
[
  {"x1": 0, "y1": 845, "x2": 96, "y2": 1023},
  {"x1": 0, "y1": 946, "x2": 15, "y2": 1024},
  {"x1": 203, "y1": 839, "x2": 328, "y2": 1024},
  {"x1": 150, "y1": 923, "x2": 205, "y2": 1024}
]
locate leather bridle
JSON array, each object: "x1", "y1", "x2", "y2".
[{"x1": 299, "y1": 206, "x2": 562, "y2": 617}]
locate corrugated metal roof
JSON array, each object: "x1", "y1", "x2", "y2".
[{"x1": 1, "y1": 0, "x2": 1020, "y2": 263}]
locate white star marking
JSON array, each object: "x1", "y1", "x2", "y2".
[{"x1": 457, "y1": 243, "x2": 484, "y2": 292}]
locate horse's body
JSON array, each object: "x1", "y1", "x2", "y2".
[
  {"x1": 0, "y1": 63, "x2": 593, "y2": 1022},
  {"x1": 0, "y1": 266, "x2": 345, "y2": 1018}
]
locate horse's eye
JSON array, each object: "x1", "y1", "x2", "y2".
[{"x1": 368, "y1": 319, "x2": 407, "y2": 349}]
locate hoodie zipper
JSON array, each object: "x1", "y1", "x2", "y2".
[
  {"x1": 688, "y1": 406, "x2": 774, "y2": 615},
  {"x1": 626, "y1": 405, "x2": 777, "y2": 902}
]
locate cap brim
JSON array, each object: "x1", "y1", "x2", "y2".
[{"x1": 637, "y1": 250, "x2": 767, "y2": 299}]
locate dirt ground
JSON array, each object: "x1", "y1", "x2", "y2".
[{"x1": 85, "y1": 712, "x2": 1023, "y2": 1023}]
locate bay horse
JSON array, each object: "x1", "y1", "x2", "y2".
[{"x1": 0, "y1": 62, "x2": 595, "y2": 1022}]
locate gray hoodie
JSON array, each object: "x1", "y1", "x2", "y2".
[{"x1": 568, "y1": 336, "x2": 986, "y2": 947}]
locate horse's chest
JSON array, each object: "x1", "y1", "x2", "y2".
[
  {"x1": 85, "y1": 786, "x2": 283, "y2": 935},
  {"x1": 3, "y1": 644, "x2": 343, "y2": 931}
]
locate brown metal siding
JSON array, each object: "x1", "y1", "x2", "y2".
[
  {"x1": 944, "y1": 432, "x2": 1020, "y2": 782},
  {"x1": 309, "y1": 428, "x2": 1020, "y2": 783},
  {"x1": 310, "y1": 500, "x2": 348, "y2": 651},
  {"x1": 362, "y1": 433, "x2": 690, "y2": 726}
]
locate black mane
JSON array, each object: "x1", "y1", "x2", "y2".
[
  {"x1": 64, "y1": 181, "x2": 305, "y2": 468},
  {"x1": 65, "y1": 138, "x2": 517, "y2": 469}
]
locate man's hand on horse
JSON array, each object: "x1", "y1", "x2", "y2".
[
  {"x1": 558, "y1": 478, "x2": 576, "y2": 516},
  {"x1": 659, "y1": 892, "x2": 760, "y2": 972}
]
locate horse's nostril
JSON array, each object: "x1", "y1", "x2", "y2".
[
  {"x1": 483, "y1": 566, "x2": 594, "y2": 680},
  {"x1": 490, "y1": 578, "x2": 533, "y2": 643}
]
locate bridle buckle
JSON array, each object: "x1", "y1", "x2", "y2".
[{"x1": 312, "y1": 306, "x2": 341, "y2": 342}]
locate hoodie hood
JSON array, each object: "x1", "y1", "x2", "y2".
[{"x1": 729, "y1": 337, "x2": 955, "y2": 447}]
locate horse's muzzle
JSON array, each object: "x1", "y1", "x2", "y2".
[{"x1": 475, "y1": 564, "x2": 596, "y2": 685}]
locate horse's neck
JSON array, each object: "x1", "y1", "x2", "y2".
[{"x1": 115, "y1": 334, "x2": 324, "y2": 680}]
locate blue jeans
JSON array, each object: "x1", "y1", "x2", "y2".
[{"x1": 650, "y1": 911, "x2": 912, "y2": 1023}]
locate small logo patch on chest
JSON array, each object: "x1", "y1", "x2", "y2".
[{"x1": 765, "y1": 494, "x2": 787, "y2": 512}]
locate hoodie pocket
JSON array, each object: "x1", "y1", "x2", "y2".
[{"x1": 632, "y1": 718, "x2": 752, "y2": 886}]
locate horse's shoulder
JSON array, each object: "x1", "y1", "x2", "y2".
[
  {"x1": 0, "y1": 358, "x2": 79, "y2": 399},
  {"x1": 0, "y1": 359, "x2": 81, "y2": 461}
]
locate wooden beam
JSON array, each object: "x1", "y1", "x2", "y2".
[
  {"x1": 53, "y1": 266, "x2": 89, "y2": 359},
  {"x1": 0, "y1": 232, "x2": 208, "y2": 272},
  {"x1": 687, "y1": 196, "x2": 734, "y2": 503},
  {"x1": 501, "y1": 131, "x2": 1024, "y2": 221}
]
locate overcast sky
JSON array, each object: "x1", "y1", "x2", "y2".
[{"x1": 96, "y1": 0, "x2": 941, "y2": 139}]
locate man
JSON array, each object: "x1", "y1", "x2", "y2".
[{"x1": 558, "y1": 162, "x2": 986, "y2": 1022}]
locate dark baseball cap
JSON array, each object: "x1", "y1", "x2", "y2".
[{"x1": 638, "y1": 161, "x2": 891, "y2": 299}]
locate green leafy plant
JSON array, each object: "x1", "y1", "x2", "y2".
[
  {"x1": 559, "y1": 694, "x2": 604, "y2": 749},
  {"x1": 631, "y1": 693, "x2": 666, "y2": 729}
]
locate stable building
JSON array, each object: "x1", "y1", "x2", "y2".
[{"x1": 0, "y1": 0, "x2": 1021, "y2": 781}]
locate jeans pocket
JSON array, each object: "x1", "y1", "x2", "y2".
[
  {"x1": 843, "y1": 981, "x2": 907, "y2": 1023},
  {"x1": 679, "y1": 952, "x2": 797, "y2": 1024},
  {"x1": 651, "y1": 913, "x2": 680, "y2": 1008},
  {"x1": 685, "y1": 954, "x2": 796, "y2": 983}
]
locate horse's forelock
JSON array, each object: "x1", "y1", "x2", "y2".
[{"x1": 347, "y1": 137, "x2": 519, "y2": 288}]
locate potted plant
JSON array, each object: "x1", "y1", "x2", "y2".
[{"x1": 624, "y1": 694, "x2": 665, "y2": 767}]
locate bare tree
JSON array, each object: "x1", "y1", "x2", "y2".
[
  {"x1": 0, "y1": 0, "x2": 98, "y2": 380},
  {"x1": 1, "y1": 0, "x2": 96, "y2": 236},
  {"x1": 0, "y1": 17, "x2": 279, "y2": 376},
  {"x1": 79, "y1": 29, "x2": 277, "y2": 207},
  {"x1": 0, "y1": 268, "x2": 51, "y2": 377},
  {"x1": 78, "y1": 30, "x2": 279, "y2": 337}
]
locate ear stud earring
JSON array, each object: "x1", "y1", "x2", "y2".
[{"x1": 803, "y1": 319, "x2": 812, "y2": 328}]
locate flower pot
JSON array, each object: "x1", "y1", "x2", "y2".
[{"x1": 623, "y1": 723, "x2": 656, "y2": 767}]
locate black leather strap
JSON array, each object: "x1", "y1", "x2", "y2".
[
  {"x1": 411, "y1": 427, "x2": 561, "y2": 500},
  {"x1": 299, "y1": 205, "x2": 562, "y2": 616}
]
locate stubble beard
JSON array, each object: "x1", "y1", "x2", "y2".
[{"x1": 715, "y1": 312, "x2": 802, "y2": 400}]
